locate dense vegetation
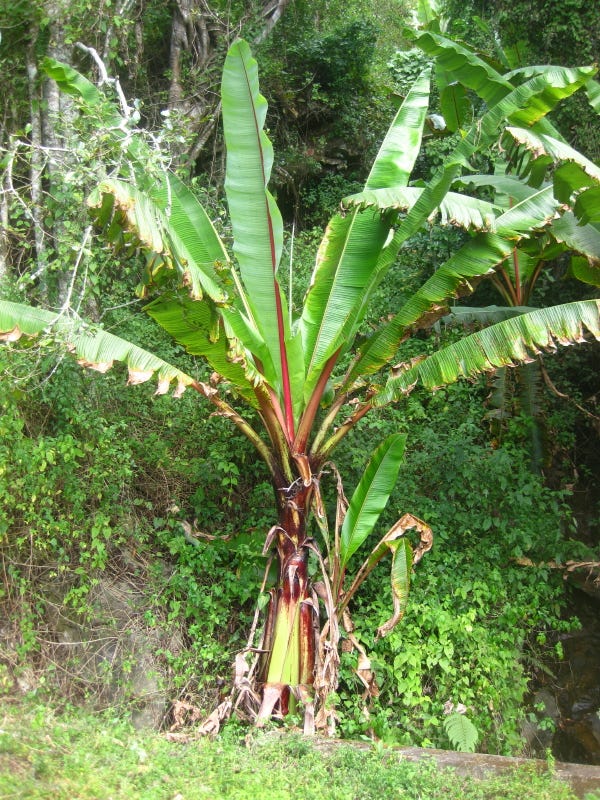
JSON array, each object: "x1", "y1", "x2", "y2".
[{"x1": 0, "y1": 0, "x2": 599, "y2": 768}]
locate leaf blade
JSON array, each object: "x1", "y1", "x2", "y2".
[
  {"x1": 375, "y1": 300, "x2": 600, "y2": 405},
  {"x1": 340, "y1": 433, "x2": 407, "y2": 568}
]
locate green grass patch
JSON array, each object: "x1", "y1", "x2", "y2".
[{"x1": 0, "y1": 700, "x2": 586, "y2": 800}]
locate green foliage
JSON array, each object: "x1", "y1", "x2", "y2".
[
  {"x1": 287, "y1": 20, "x2": 379, "y2": 94},
  {"x1": 2, "y1": 27, "x2": 600, "y2": 742},
  {"x1": 444, "y1": 712, "x2": 480, "y2": 752},
  {"x1": 340, "y1": 434, "x2": 407, "y2": 567},
  {"x1": 388, "y1": 49, "x2": 433, "y2": 96},
  {"x1": 0, "y1": 334, "x2": 267, "y2": 699},
  {"x1": 442, "y1": 0, "x2": 600, "y2": 160},
  {"x1": 259, "y1": 5, "x2": 410, "y2": 229},
  {"x1": 0, "y1": 701, "x2": 582, "y2": 799},
  {"x1": 332, "y1": 365, "x2": 583, "y2": 752}
]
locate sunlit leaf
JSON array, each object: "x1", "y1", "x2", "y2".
[{"x1": 340, "y1": 434, "x2": 407, "y2": 568}]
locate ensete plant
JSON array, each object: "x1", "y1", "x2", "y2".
[{"x1": 1, "y1": 31, "x2": 599, "y2": 734}]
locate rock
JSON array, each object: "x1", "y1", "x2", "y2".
[
  {"x1": 523, "y1": 689, "x2": 561, "y2": 755},
  {"x1": 39, "y1": 573, "x2": 183, "y2": 729}
]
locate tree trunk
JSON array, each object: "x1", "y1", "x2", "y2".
[
  {"x1": 25, "y1": 21, "x2": 48, "y2": 293},
  {"x1": 256, "y1": 480, "x2": 317, "y2": 725},
  {"x1": 167, "y1": 0, "x2": 292, "y2": 170}
]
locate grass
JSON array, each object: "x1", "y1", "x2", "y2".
[{"x1": 0, "y1": 699, "x2": 591, "y2": 800}]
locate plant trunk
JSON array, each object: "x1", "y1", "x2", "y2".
[{"x1": 256, "y1": 480, "x2": 317, "y2": 725}]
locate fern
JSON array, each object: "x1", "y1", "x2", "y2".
[{"x1": 443, "y1": 712, "x2": 479, "y2": 753}]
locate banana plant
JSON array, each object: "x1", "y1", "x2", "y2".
[
  {"x1": 2, "y1": 39, "x2": 600, "y2": 733},
  {"x1": 405, "y1": 28, "x2": 600, "y2": 467}
]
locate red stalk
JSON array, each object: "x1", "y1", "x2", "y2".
[{"x1": 293, "y1": 349, "x2": 340, "y2": 455}]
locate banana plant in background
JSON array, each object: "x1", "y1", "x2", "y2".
[
  {"x1": 2, "y1": 38, "x2": 600, "y2": 734},
  {"x1": 404, "y1": 28, "x2": 600, "y2": 468}
]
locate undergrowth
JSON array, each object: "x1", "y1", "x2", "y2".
[{"x1": 0, "y1": 700, "x2": 590, "y2": 800}]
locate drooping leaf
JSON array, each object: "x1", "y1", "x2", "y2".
[
  {"x1": 503, "y1": 127, "x2": 600, "y2": 202},
  {"x1": 412, "y1": 29, "x2": 514, "y2": 108},
  {"x1": 340, "y1": 434, "x2": 407, "y2": 568},
  {"x1": 143, "y1": 296, "x2": 259, "y2": 405},
  {"x1": 0, "y1": 301, "x2": 197, "y2": 396},
  {"x1": 88, "y1": 179, "x2": 165, "y2": 254},
  {"x1": 554, "y1": 162, "x2": 598, "y2": 203},
  {"x1": 550, "y1": 213, "x2": 600, "y2": 262},
  {"x1": 338, "y1": 513, "x2": 433, "y2": 637},
  {"x1": 343, "y1": 187, "x2": 500, "y2": 231},
  {"x1": 569, "y1": 256, "x2": 600, "y2": 287},
  {"x1": 377, "y1": 537, "x2": 412, "y2": 638},
  {"x1": 574, "y1": 187, "x2": 600, "y2": 226},
  {"x1": 375, "y1": 300, "x2": 600, "y2": 406},
  {"x1": 152, "y1": 172, "x2": 230, "y2": 301},
  {"x1": 88, "y1": 177, "x2": 229, "y2": 303}
]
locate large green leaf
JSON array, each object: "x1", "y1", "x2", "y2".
[
  {"x1": 221, "y1": 40, "x2": 297, "y2": 411},
  {"x1": 365, "y1": 67, "x2": 431, "y2": 190},
  {"x1": 300, "y1": 70, "x2": 432, "y2": 402},
  {"x1": 143, "y1": 296, "x2": 259, "y2": 405},
  {"x1": 457, "y1": 172, "x2": 600, "y2": 262},
  {"x1": 0, "y1": 301, "x2": 196, "y2": 395},
  {"x1": 414, "y1": 33, "x2": 572, "y2": 141},
  {"x1": 340, "y1": 433, "x2": 407, "y2": 568},
  {"x1": 374, "y1": 300, "x2": 600, "y2": 406}
]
